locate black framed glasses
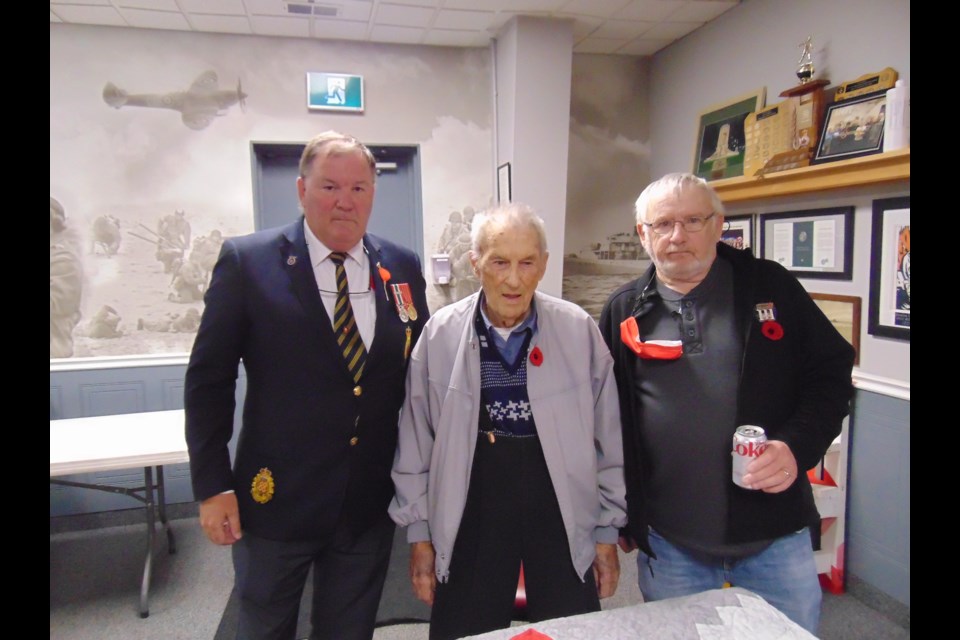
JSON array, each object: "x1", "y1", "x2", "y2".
[{"x1": 642, "y1": 212, "x2": 717, "y2": 236}]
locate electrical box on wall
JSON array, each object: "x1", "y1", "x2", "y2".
[{"x1": 431, "y1": 254, "x2": 451, "y2": 285}]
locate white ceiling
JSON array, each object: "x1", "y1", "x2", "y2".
[{"x1": 50, "y1": 0, "x2": 740, "y2": 56}]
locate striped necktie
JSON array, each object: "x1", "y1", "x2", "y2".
[{"x1": 329, "y1": 252, "x2": 367, "y2": 383}]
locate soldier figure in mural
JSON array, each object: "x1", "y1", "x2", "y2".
[
  {"x1": 50, "y1": 196, "x2": 84, "y2": 358},
  {"x1": 436, "y1": 206, "x2": 481, "y2": 303},
  {"x1": 91, "y1": 214, "x2": 122, "y2": 256},
  {"x1": 188, "y1": 228, "x2": 224, "y2": 287},
  {"x1": 437, "y1": 210, "x2": 467, "y2": 253},
  {"x1": 82, "y1": 304, "x2": 124, "y2": 338},
  {"x1": 137, "y1": 307, "x2": 201, "y2": 333},
  {"x1": 168, "y1": 257, "x2": 207, "y2": 303},
  {"x1": 161, "y1": 209, "x2": 192, "y2": 252},
  {"x1": 155, "y1": 210, "x2": 192, "y2": 274}
]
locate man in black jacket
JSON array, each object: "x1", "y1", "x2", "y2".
[{"x1": 599, "y1": 172, "x2": 854, "y2": 635}]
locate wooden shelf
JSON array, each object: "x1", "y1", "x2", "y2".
[{"x1": 711, "y1": 148, "x2": 910, "y2": 204}]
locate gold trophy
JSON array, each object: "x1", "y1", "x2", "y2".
[
  {"x1": 749, "y1": 37, "x2": 829, "y2": 176},
  {"x1": 796, "y1": 36, "x2": 815, "y2": 84}
]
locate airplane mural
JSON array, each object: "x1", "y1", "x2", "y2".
[{"x1": 102, "y1": 70, "x2": 247, "y2": 131}]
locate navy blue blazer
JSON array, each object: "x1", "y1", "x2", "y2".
[{"x1": 185, "y1": 217, "x2": 429, "y2": 541}]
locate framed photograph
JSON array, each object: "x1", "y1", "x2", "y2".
[
  {"x1": 721, "y1": 214, "x2": 754, "y2": 254},
  {"x1": 693, "y1": 88, "x2": 766, "y2": 181},
  {"x1": 759, "y1": 207, "x2": 854, "y2": 280},
  {"x1": 812, "y1": 90, "x2": 886, "y2": 164},
  {"x1": 810, "y1": 293, "x2": 862, "y2": 365},
  {"x1": 497, "y1": 162, "x2": 512, "y2": 203},
  {"x1": 306, "y1": 72, "x2": 364, "y2": 112},
  {"x1": 868, "y1": 196, "x2": 910, "y2": 340}
]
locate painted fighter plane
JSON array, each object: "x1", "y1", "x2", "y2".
[{"x1": 102, "y1": 70, "x2": 247, "y2": 131}]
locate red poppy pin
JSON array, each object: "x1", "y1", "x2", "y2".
[
  {"x1": 755, "y1": 303, "x2": 783, "y2": 341},
  {"x1": 529, "y1": 346, "x2": 543, "y2": 366},
  {"x1": 761, "y1": 320, "x2": 784, "y2": 341}
]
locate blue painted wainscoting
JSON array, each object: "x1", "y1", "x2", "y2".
[{"x1": 847, "y1": 385, "x2": 910, "y2": 607}]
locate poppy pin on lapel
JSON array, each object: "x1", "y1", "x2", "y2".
[
  {"x1": 755, "y1": 303, "x2": 784, "y2": 341},
  {"x1": 529, "y1": 346, "x2": 543, "y2": 366}
]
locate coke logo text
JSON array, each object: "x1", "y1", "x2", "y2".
[{"x1": 734, "y1": 442, "x2": 767, "y2": 458}]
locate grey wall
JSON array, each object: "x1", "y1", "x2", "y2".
[{"x1": 646, "y1": 0, "x2": 910, "y2": 606}]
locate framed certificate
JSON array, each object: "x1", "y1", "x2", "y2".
[{"x1": 759, "y1": 207, "x2": 853, "y2": 280}]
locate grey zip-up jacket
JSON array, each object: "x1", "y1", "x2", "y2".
[{"x1": 389, "y1": 291, "x2": 627, "y2": 582}]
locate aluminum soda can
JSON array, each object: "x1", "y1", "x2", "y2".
[{"x1": 732, "y1": 425, "x2": 767, "y2": 488}]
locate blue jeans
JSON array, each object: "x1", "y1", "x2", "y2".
[{"x1": 637, "y1": 527, "x2": 822, "y2": 635}]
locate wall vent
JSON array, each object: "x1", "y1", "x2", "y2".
[{"x1": 285, "y1": 3, "x2": 340, "y2": 18}]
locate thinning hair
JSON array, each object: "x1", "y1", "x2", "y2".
[
  {"x1": 471, "y1": 202, "x2": 548, "y2": 256},
  {"x1": 298, "y1": 130, "x2": 377, "y2": 182},
  {"x1": 634, "y1": 172, "x2": 725, "y2": 224}
]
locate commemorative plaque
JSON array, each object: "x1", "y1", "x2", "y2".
[
  {"x1": 743, "y1": 99, "x2": 796, "y2": 177},
  {"x1": 834, "y1": 67, "x2": 898, "y2": 102}
]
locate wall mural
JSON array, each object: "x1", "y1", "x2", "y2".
[
  {"x1": 561, "y1": 56, "x2": 652, "y2": 321},
  {"x1": 51, "y1": 25, "x2": 492, "y2": 360}
]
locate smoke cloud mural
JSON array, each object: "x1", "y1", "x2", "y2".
[{"x1": 562, "y1": 55, "x2": 653, "y2": 320}]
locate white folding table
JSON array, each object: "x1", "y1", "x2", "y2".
[{"x1": 50, "y1": 409, "x2": 190, "y2": 618}]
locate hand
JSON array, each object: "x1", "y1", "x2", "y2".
[
  {"x1": 199, "y1": 493, "x2": 242, "y2": 545},
  {"x1": 617, "y1": 534, "x2": 638, "y2": 553},
  {"x1": 410, "y1": 541, "x2": 437, "y2": 606},
  {"x1": 592, "y1": 543, "x2": 620, "y2": 599},
  {"x1": 741, "y1": 440, "x2": 798, "y2": 494}
]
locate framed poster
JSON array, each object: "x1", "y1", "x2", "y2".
[
  {"x1": 868, "y1": 196, "x2": 910, "y2": 340},
  {"x1": 497, "y1": 162, "x2": 512, "y2": 203},
  {"x1": 306, "y1": 72, "x2": 364, "y2": 112},
  {"x1": 721, "y1": 214, "x2": 754, "y2": 254},
  {"x1": 693, "y1": 88, "x2": 766, "y2": 181},
  {"x1": 813, "y1": 90, "x2": 886, "y2": 164},
  {"x1": 760, "y1": 207, "x2": 854, "y2": 280},
  {"x1": 809, "y1": 292, "x2": 862, "y2": 365}
]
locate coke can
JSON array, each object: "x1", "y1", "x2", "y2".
[{"x1": 732, "y1": 425, "x2": 767, "y2": 488}]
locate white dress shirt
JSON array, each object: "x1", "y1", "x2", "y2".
[{"x1": 303, "y1": 220, "x2": 376, "y2": 349}]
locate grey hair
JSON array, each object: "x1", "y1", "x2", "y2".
[
  {"x1": 634, "y1": 172, "x2": 725, "y2": 224},
  {"x1": 470, "y1": 202, "x2": 548, "y2": 257},
  {"x1": 298, "y1": 130, "x2": 377, "y2": 182}
]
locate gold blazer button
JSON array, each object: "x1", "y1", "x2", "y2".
[
  {"x1": 353, "y1": 385, "x2": 362, "y2": 397},
  {"x1": 350, "y1": 436, "x2": 359, "y2": 446}
]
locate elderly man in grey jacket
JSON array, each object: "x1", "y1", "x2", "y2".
[{"x1": 390, "y1": 202, "x2": 627, "y2": 640}]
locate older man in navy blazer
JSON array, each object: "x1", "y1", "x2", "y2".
[{"x1": 185, "y1": 131, "x2": 429, "y2": 640}]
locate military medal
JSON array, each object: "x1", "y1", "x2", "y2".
[
  {"x1": 390, "y1": 283, "x2": 418, "y2": 322},
  {"x1": 250, "y1": 467, "x2": 275, "y2": 504}
]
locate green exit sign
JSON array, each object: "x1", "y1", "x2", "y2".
[{"x1": 307, "y1": 72, "x2": 364, "y2": 112}]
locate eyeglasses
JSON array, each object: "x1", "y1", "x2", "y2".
[{"x1": 642, "y1": 212, "x2": 717, "y2": 236}]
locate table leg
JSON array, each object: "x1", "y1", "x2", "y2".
[
  {"x1": 156, "y1": 465, "x2": 177, "y2": 554},
  {"x1": 140, "y1": 466, "x2": 156, "y2": 618}
]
